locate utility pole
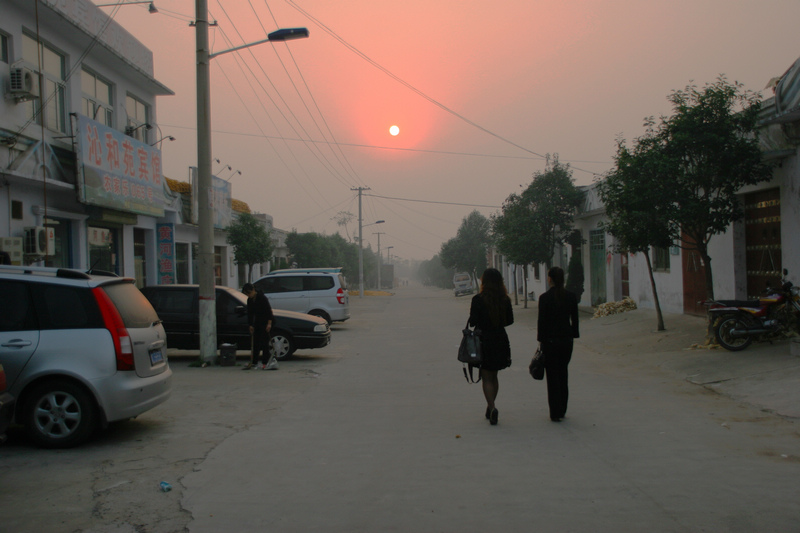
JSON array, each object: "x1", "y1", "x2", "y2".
[
  {"x1": 195, "y1": 0, "x2": 217, "y2": 363},
  {"x1": 374, "y1": 231, "x2": 384, "y2": 290},
  {"x1": 352, "y1": 186, "x2": 369, "y2": 298}
]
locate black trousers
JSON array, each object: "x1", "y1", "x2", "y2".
[
  {"x1": 543, "y1": 338, "x2": 573, "y2": 419},
  {"x1": 252, "y1": 327, "x2": 271, "y2": 365}
]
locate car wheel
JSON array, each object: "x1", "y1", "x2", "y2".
[
  {"x1": 22, "y1": 380, "x2": 98, "y2": 448},
  {"x1": 270, "y1": 330, "x2": 296, "y2": 361},
  {"x1": 308, "y1": 310, "x2": 332, "y2": 325}
]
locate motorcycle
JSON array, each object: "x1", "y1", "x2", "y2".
[{"x1": 705, "y1": 269, "x2": 800, "y2": 351}]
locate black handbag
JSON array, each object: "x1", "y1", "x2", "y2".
[
  {"x1": 458, "y1": 320, "x2": 482, "y2": 383},
  {"x1": 529, "y1": 344, "x2": 546, "y2": 380}
]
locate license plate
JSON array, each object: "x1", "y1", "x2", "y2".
[{"x1": 149, "y1": 349, "x2": 164, "y2": 365}]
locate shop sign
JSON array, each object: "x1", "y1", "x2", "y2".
[
  {"x1": 156, "y1": 223, "x2": 176, "y2": 285},
  {"x1": 76, "y1": 115, "x2": 166, "y2": 217},
  {"x1": 189, "y1": 166, "x2": 232, "y2": 229}
]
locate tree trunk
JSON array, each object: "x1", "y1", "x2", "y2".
[
  {"x1": 513, "y1": 264, "x2": 518, "y2": 306},
  {"x1": 523, "y1": 268, "x2": 529, "y2": 309},
  {"x1": 644, "y1": 250, "x2": 665, "y2": 331}
]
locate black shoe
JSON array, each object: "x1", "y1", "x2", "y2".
[
  {"x1": 490, "y1": 408, "x2": 499, "y2": 425},
  {"x1": 485, "y1": 406, "x2": 492, "y2": 420}
]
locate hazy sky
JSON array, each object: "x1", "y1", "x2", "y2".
[{"x1": 98, "y1": 0, "x2": 800, "y2": 262}]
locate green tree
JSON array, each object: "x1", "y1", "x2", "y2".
[
  {"x1": 285, "y1": 231, "x2": 374, "y2": 287},
  {"x1": 226, "y1": 212, "x2": 273, "y2": 283},
  {"x1": 599, "y1": 136, "x2": 676, "y2": 331},
  {"x1": 638, "y1": 77, "x2": 772, "y2": 300},
  {"x1": 439, "y1": 210, "x2": 491, "y2": 285},
  {"x1": 491, "y1": 157, "x2": 583, "y2": 307},
  {"x1": 416, "y1": 254, "x2": 451, "y2": 289}
]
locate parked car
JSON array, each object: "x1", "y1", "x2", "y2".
[
  {"x1": 0, "y1": 364, "x2": 14, "y2": 444},
  {"x1": 253, "y1": 268, "x2": 350, "y2": 324},
  {"x1": 140, "y1": 285, "x2": 331, "y2": 360},
  {"x1": 453, "y1": 272, "x2": 474, "y2": 297},
  {"x1": 0, "y1": 265, "x2": 173, "y2": 448}
]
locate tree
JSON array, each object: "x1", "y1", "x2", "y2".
[
  {"x1": 226, "y1": 213, "x2": 273, "y2": 283},
  {"x1": 439, "y1": 210, "x2": 491, "y2": 284},
  {"x1": 491, "y1": 157, "x2": 583, "y2": 307},
  {"x1": 638, "y1": 77, "x2": 773, "y2": 300},
  {"x1": 285, "y1": 231, "x2": 375, "y2": 286},
  {"x1": 598, "y1": 136, "x2": 676, "y2": 330}
]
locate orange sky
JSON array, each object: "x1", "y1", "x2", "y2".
[{"x1": 100, "y1": 0, "x2": 800, "y2": 261}]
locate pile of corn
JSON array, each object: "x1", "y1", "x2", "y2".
[{"x1": 592, "y1": 297, "x2": 637, "y2": 319}]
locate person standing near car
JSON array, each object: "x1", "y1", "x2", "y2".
[
  {"x1": 242, "y1": 283, "x2": 276, "y2": 370},
  {"x1": 537, "y1": 266, "x2": 579, "y2": 421},
  {"x1": 468, "y1": 268, "x2": 514, "y2": 426}
]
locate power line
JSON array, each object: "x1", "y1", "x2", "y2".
[{"x1": 365, "y1": 193, "x2": 501, "y2": 209}]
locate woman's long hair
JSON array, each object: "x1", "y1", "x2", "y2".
[
  {"x1": 479, "y1": 268, "x2": 510, "y2": 327},
  {"x1": 548, "y1": 266, "x2": 566, "y2": 304}
]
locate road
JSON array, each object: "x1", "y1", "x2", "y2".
[{"x1": 1, "y1": 283, "x2": 799, "y2": 532}]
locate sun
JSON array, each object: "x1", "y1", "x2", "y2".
[{"x1": 389, "y1": 125, "x2": 400, "y2": 136}]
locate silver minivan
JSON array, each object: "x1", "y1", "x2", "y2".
[
  {"x1": 0, "y1": 265, "x2": 172, "y2": 448},
  {"x1": 253, "y1": 268, "x2": 350, "y2": 324}
]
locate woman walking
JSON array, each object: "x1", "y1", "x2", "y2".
[
  {"x1": 537, "y1": 266, "x2": 580, "y2": 421},
  {"x1": 468, "y1": 268, "x2": 514, "y2": 425}
]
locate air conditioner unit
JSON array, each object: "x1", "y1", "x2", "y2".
[
  {"x1": 24, "y1": 226, "x2": 55, "y2": 256},
  {"x1": 8, "y1": 66, "x2": 40, "y2": 102},
  {"x1": 0, "y1": 237, "x2": 23, "y2": 265}
]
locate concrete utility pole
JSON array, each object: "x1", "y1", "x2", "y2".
[
  {"x1": 195, "y1": 0, "x2": 217, "y2": 363},
  {"x1": 195, "y1": 2, "x2": 307, "y2": 362},
  {"x1": 352, "y1": 186, "x2": 369, "y2": 298},
  {"x1": 374, "y1": 231, "x2": 384, "y2": 290}
]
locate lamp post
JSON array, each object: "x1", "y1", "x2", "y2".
[
  {"x1": 196, "y1": 0, "x2": 308, "y2": 362},
  {"x1": 373, "y1": 231, "x2": 384, "y2": 290},
  {"x1": 96, "y1": 1, "x2": 158, "y2": 14},
  {"x1": 357, "y1": 219, "x2": 383, "y2": 297}
]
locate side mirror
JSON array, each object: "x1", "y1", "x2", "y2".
[
  {"x1": 784, "y1": 268, "x2": 789, "y2": 276},
  {"x1": 235, "y1": 305, "x2": 247, "y2": 316}
]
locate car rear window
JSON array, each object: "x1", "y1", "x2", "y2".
[
  {"x1": 31, "y1": 284, "x2": 103, "y2": 330},
  {"x1": 306, "y1": 276, "x2": 334, "y2": 291},
  {"x1": 102, "y1": 282, "x2": 159, "y2": 328}
]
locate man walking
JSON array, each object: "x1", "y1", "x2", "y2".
[{"x1": 242, "y1": 283, "x2": 278, "y2": 370}]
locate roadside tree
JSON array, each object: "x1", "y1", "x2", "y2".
[
  {"x1": 599, "y1": 136, "x2": 676, "y2": 331},
  {"x1": 226, "y1": 212, "x2": 273, "y2": 283},
  {"x1": 635, "y1": 77, "x2": 772, "y2": 300},
  {"x1": 440, "y1": 210, "x2": 491, "y2": 285}
]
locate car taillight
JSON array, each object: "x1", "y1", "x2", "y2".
[
  {"x1": 92, "y1": 287, "x2": 135, "y2": 371},
  {"x1": 336, "y1": 287, "x2": 345, "y2": 304}
]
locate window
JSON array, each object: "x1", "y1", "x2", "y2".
[
  {"x1": 0, "y1": 281, "x2": 37, "y2": 331},
  {"x1": 1, "y1": 34, "x2": 8, "y2": 63},
  {"x1": 81, "y1": 69, "x2": 113, "y2": 126},
  {"x1": 175, "y1": 243, "x2": 189, "y2": 283},
  {"x1": 22, "y1": 33, "x2": 66, "y2": 133},
  {"x1": 306, "y1": 276, "x2": 334, "y2": 291},
  {"x1": 125, "y1": 94, "x2": 150, "y2": 142},
  {"x1": 652, "y1": 246, "x2": 670, "y2": 272}
]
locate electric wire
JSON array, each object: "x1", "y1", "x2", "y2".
[
  {"x1": 261, "y1": 0, "x2": 367, "y2": 187},
  {"x1": 212, "y1": 1, "x2": 357, "y2": 191}
]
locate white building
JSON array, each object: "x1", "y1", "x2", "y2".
[{"x1": 1, "y1": 0, "x2": 172, "y2": 286}]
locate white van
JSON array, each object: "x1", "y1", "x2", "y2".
[
  {"x1": 253, "y1": 268, "x2": 350, "y2": 324},
  {"x1": 453, "y1": 272, "x2": 474, "y2": 297}
]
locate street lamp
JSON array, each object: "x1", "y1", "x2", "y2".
[
  {"x1": 196, "y1": 1, "x2": 308, "y2": 362},
  {"x1": 96, "y1": 1, "x2": 158, "y2": 14},
  {"x1": 358, "y1": 219, "x2": 383, "y2": 297}
]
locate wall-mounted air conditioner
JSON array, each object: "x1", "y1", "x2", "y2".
[
  {"x1": 24, "y1": 226, "x2": 55, "y2": 256},
  {"x1": 8, "y1": 66, "x2": 40, "y2": 102}
]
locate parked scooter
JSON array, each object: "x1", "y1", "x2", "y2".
[{"x1": 706, "y1": 269, "x2": 800, "y2": 351}]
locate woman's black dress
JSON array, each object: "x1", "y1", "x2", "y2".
[{"x1": 468, "y1": 293, "x2": 514, "y2": 371}]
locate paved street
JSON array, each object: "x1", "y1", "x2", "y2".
[{"x1": 1, "y1": 283, "x2": 799, "y2": 532}]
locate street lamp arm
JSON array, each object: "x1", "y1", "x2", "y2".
[{"x1": 209, "y1": 28, "x2": 309, "y2": 59}]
